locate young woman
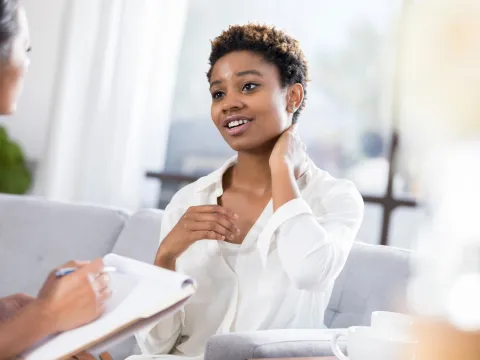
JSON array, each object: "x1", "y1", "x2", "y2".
[
  {"x1": 0, "y1": 1, "x2": 110, "y2": 359},
  {"x1": 132, "y1": 24, "x2": 364, "y2": 360}
]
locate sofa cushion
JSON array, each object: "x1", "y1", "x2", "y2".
[
  {"x1": 0, "y1": 194, "x2": 128, "y2": 296},
  {"x1": 325, "y1": 242, "x2": 411, "y2": 328}
]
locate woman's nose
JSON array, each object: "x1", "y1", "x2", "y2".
[{"x1": 221, "y1": 92, "x2": 244, "y2": 113}]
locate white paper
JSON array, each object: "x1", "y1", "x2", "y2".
[{"x1": 22, "y1": 254, "x2": 196, "y2": 360}]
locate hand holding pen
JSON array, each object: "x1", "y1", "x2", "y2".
[
  {"x1": 55, "y1": 266, "x2": 118, "y2": 278},
  {"x1": 37, "y1": 259, "x2": 112, "y2": 334}
]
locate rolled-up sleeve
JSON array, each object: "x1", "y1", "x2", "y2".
[{"x1": 260, "y1": 180, "x2": 364, "y2": 291}]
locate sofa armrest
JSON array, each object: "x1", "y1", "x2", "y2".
[{"x1": 204, "y1": 329, "x2": 346, "y2": 360}]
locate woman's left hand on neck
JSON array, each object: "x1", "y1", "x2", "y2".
[
  {"x1": 269, "y1": 124, "x2": 308, "y2": 178},
  {"x1": 269, "y1": 124, "x2": 308, "y2": 211}
]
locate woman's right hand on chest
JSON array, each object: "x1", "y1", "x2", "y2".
[{"x1": 155, "y1": 205, "x2": 240, "y2": 270}]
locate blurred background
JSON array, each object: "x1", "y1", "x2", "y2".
[{"x1": 1, "y1": 0, "x2": 425, "y2": 249}]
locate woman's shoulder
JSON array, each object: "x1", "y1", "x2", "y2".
[
  {"x1": 303, "y1": 163, "x2": 363, "y2": 220},
  {"x1": 305, "y1": 160, "x2": 362, "y2": 201}
]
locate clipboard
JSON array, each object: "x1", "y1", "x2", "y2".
[{"x1": 22, "y1": 254, "x2": 196, "y2": 360}]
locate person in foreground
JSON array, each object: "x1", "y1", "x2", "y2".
[
  {"x1": 0, "y1": 1, "x2": 111, "y2": 358},
  {"x1": 131, "y1": 24, "x2": 364, "y2": 360},
  {"x1": 0, "y1": 261, "x2": 110, "y2": 359}
]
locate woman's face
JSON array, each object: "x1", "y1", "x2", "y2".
[
  {"x1": 209, "y1": 50, "x2": 300, "y2": 152},
  {"x1": 0, "y1": 7, "x2": 30, "y2": 115}
]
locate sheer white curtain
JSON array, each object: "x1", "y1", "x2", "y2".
[{"x1": 36, "y1": 0, "x2": 188, "y2": 210}]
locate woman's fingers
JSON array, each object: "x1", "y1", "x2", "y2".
[
  {"x1": 191, "y1": 230, "x2": 226, "y2": 241},
  {"x1": 98, "y1": 287, "x2": 112, "y2": 303},
  {"x1": 89, "y1": 273, "x2": 110, "y2": 297},
  {"x1": 186, "y1": 205, "x2": 238, "y2": 220},
  {"x1": 186, "y1": 213, "x2": 239, "y2": 238},
  {"x1": 190, "y1": 221, "x2": 234, "y2": 240},
  {"x1": 96, "y1": 273, "x2": 110, "y2": 291}
]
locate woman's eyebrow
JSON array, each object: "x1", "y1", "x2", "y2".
[{"x1": 236, "y1": 69, "x2": 264, "y2": 77}]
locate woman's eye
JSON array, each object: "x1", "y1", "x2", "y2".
[
  {"x1": 212, "y1": 91, "x2": 224, "y2": 100},
  {"x1": 242, "y1": 83, "x2": 259, "y2": 92}
]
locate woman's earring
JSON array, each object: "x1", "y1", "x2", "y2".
[{"x1": 291, "y1": 106, "x2": 297, "y2": 112}]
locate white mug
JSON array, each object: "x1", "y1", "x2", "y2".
[
  {"x1": 331, "y1": 326, "x2": 417, "y2": 360},
  {"x1": 371, "y1": 311, "x2": 418, "y2": 340}
]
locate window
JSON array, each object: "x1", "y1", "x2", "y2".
[{"x1": 148, "y1": 0, "x2": 422, "y2": 248}]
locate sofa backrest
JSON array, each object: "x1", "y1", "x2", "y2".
[
  {"x1": 112, "y1": 208, "x2": 163, "y2": 263},
  {"x1": 0, "y1": 194, "x2": 129, "y2": 296},
  {"x1": 0, "y1": 194, "x2": 412, "y2": 331},
  {"x1": 325, "y1": 242, "x2": 411, "y2": 328}
]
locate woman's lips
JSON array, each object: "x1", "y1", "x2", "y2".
[{"x1": 225, "y1": 120, "x2": 252, "y2": 136}]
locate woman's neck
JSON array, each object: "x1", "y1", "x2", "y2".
[{"x1": 227, "y1": 148, "x2": 273, "y2": 194}]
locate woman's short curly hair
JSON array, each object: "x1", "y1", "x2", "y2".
[{"x1": 207, "y1": 23, "x2": 309, "y2": 122}]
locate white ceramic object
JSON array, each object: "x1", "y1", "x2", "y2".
[{"x1": 331, "y1": 326, "x2": 417, "y2": 360}]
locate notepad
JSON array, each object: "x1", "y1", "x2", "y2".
[{"x1": 22, "y1": 254, "x2": 196, "y2": 360}]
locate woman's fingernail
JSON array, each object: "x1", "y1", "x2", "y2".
[{"x1": 236, "y1": 228, "x2": 241, "y2": 234}]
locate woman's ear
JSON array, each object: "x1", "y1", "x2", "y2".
[{"x1": 286, "y1": 83, "x2": 304, "y2": 114}]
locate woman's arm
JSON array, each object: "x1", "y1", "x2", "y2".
[
  {"x1": 0, "y1": 293, "x2": 35, "y2": 323},
  {"x1": 267, "y1": 126, "x2": 364, "y2": 291},
  {"x1": 272, "y1": 178, "x2": 364, "y2": 291},
  {"x1": 0, "y1": 299, "x2": 54, "y2": 359},
  {"x1": 269, "y1": 124, "x2": 308, "y2": 212},
  {"x1": 0, "y1": 259, "x2": 109, "y2": 359},
  {"x1": 0, "y1": 303, "x2": 105, "y2": 360},
  {"x1": 271, "y1": 163, "x2": 300, "y2": 212},
  {"x1": 147, "y1": 186, "x2": 238, "y2": 355}
]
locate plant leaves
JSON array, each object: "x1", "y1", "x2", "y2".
[{"x1": 0, "y1": 125, "x2": 32, "y2": 194}]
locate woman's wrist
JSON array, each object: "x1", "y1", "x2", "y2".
[
  {"x1": 155, "y1": 245, "x2": 178, "y2": 270},
  {"x1": 28, "y1": 299, "x2": 58, "y2": 337},
  {"x1": 270, "y1": 160, "x2": 300, "y2": 211},
  {"x1": 270, "y1": 159, "x2": 294, "y2": 178}
]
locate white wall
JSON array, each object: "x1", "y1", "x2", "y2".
[{"x1": 0, "y1": 0, "x2": 66, "y2": 162}]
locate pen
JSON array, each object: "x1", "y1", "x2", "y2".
[{"x1": 55, "y1": 266, "x2": 118, "y2": 278}]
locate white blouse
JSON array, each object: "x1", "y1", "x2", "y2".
[{"x1": 129, "y1": 156, "x2": 364, "y2": 360}]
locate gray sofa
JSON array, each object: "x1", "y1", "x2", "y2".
[
  {"x1": 205, "y1": 242, "x2": 411, "y2": 359},
  {"x1": 0, "y1": 194, "x2": 411, "y2": 359}
]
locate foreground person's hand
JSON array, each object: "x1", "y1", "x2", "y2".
[{"x1": 37, "y1": 259, "x2": 112, "y2": 333}]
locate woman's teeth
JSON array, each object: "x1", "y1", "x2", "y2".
[{"x1": 227, "y1": 119, "x2": 249, "y2": 128}]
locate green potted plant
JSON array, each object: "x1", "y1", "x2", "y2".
[{"x1": 0, "y1": 125, "x2": 31, "y2": 194}]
